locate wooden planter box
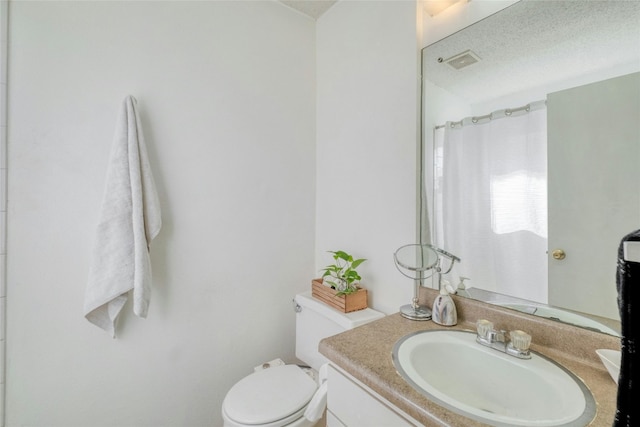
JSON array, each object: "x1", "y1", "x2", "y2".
[{"x1": 311, "y1": 278, "x2": 368, "y2": 313}]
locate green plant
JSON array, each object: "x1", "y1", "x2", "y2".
[{"x1": 321, "y1": 250, "x2": 367, "y2": 296}]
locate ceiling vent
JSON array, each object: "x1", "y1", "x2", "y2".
[{"x1": 442, "y1": 50, "x2": 481, "y2": 70}]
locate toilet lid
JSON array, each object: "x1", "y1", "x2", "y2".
[{"x1": 223, "y1": 365, "x2": 318, "y2": 425}]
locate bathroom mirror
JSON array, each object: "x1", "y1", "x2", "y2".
[
  {"x1": 420, "y1": 0, "x2": 640, "y2": 335},
  {"x1": 394, "y1": 243, "x2": 440, "y2": 321},
  {"x1": 394, "y1": 243, "x2": 439, "y2": 275},
  {"x1": 394, "y1": 243, "x2": 461, "y2": 321}
]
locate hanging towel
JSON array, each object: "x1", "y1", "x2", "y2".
[
  {"x1": 84, "y1": 96, "x2": 162, "y2": 337},
  {"x1": 614, "y1": 229, "x2": 640, "y2": 426},
  {"x1": 303, "y1": 364, "x2": 329, "y2": 423}
]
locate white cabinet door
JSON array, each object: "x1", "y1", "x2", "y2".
[
  {"x1": 547, "y1": 72, "x2": 640, "y2": 319},
  {"x1": 326, "y1": 410, "x2": 347, "y2": 427},
  {"x1": 327, "y1": 365, "x2": 418, "y2": 426}
]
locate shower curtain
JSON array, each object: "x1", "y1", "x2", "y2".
[{"x1": 432, "y1": 102, "x2": 548, "y2": 302}]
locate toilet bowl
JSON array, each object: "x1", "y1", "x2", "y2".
[
  {"x1": 222, "y1": 364, "x2": 321, "y2": 427},
  {"x1": 221, "y1": 291, "x2": 385, "y2": 427}
]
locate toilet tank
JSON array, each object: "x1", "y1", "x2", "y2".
[{"x1": 294, "y1": 291, "x2": 385, "y2": 371}]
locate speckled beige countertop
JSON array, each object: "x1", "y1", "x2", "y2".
[{"x1": 319, "y1": 288, "x2": 620, "y2": 427}]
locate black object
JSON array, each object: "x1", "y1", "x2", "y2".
[{"x1": 614, "y1": 229, "x2": 640, "y2": 426}]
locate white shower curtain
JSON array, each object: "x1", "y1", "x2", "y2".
[{"x1": 433, "y1": 102, "x2": 548, "y2": 303}]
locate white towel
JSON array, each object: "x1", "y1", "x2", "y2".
[
  {"x1": 303, "y1": 364, "x2": 329, "y2": 423},
  {"x1": 84, "y1": 96, "x2": 162, "y2": 337}
]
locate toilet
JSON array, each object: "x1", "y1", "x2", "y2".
[{"x1": 221, "y1": 291, "x2": 385, "y2": 427}]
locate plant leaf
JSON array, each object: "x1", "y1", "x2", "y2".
[
  {"x1": 351, "y1": 258, "x2": 367, "y2": 269},
  {"x1": 333, "y1": 250, "x2": 351, "y2": 262}
]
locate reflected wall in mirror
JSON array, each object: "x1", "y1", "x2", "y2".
[{"x1": 421, "y1": 0, "x2": 640, "y2": 336}]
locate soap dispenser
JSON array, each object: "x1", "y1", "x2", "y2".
[
  {"x1": 432, "y1": 283, "x2": 457, "y2": 326},
  {"x1": 456, "y1": 276, "x2": 470, "y2": 297}
]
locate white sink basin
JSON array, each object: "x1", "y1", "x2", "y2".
[{"x1": 393, "y1": 330, "x2": 596, "y2": 426}]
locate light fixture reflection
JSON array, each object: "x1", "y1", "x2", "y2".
[{"x1": 423, "y1": 0, "x2": 466, "y2": 17}]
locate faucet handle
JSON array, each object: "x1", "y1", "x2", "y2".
[
  {"x1": 509, "y1": 330, "x2": 532, "y2": 351},
  {"x1": 476, "y1": 319, "x2": 494, "y2": 339}
]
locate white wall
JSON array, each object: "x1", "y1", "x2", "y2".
[
  {"x1": 0, "y1": 0, "x2": 7, "y2": 423},
  {"x1": 316, "y1": 1, "x2": 421, "y2": 315},
  {"x1": 6, "y1": 2, "x2": 315, "y2": 426}
]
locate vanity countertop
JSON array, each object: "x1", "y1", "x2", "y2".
[{"x1": 319, "y1": 289, "x2": 620, "y2": 427}]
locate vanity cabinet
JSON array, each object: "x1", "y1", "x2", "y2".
[{"x1": 326, "y1": 365, "x2": 420, "y2": 427}]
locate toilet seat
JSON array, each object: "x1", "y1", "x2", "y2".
[
  {"x1": 222, "y1": 404, "x2": 310, "y2": 427},
  {"x1": 222, "y1": 365, "x2": 318, "y2": 426}
]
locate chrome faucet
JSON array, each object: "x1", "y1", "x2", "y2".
[{"x1": 475, "y1": 319, "x2": 532, "y2": 359}]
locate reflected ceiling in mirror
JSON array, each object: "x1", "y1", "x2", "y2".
[{"x1": 423, "y1": 0, "x2": 640, "y2": 105}]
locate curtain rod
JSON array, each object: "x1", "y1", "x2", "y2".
[{"x1": 434, "y1": 100, "x2": 546, "y2": 130}]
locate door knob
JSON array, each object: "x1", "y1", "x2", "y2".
[{"x1": 551, "y1": 249, "x2": 566, "y2": 260}]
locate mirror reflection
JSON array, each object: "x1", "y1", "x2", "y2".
[
  {"x1": 394, "y1": 243, "x2": 439, "y2": 274},
  {"x1": 421, "y1": 0, "x2": 640, "y2": 336}
]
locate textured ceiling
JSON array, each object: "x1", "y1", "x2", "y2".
[
  {"x1": 279, "y1": 0, "x2": 337, "y2": 19},
  {"x1": 424, "y1": 0, "x2": 640, "y2": 105}
]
